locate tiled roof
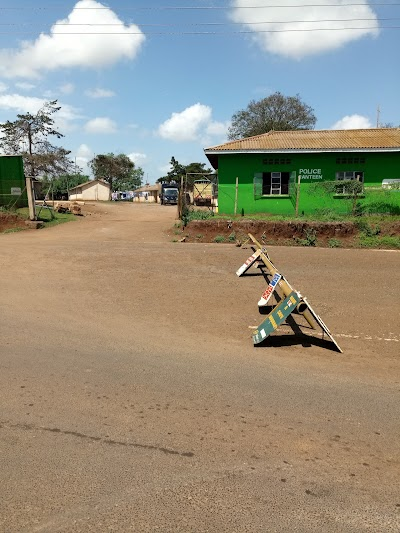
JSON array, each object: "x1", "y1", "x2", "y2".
[{"x1": 204, "y1": 129, "x2": 400, "y2": 152}]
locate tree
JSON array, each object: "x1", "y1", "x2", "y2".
[
  {"x1": 89, "y1": 153, "x2": 143, "y2": 197},
  {"x1": 39, "y1": 174, "x2": 89, "y2": 200},
  {"x1": 158, "y1": 157, "x2": 213, "y2": 187},
  {"x1": 228, "y1": 92, "x2": 316, "y2": 140},
  {"x1": 0, "y1": 100, "x2": 75, "y2": 178}
]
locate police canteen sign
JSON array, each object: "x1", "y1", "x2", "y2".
[{"x1": 299, "y1": 169, "x2": 323, "y2": 180}]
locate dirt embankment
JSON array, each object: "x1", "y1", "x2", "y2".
[
  {"x1": 0, "y1": 212, "x2": 27, "y2": 233},
  {"x1": 182, "y1": 218, "x2": 400, "y2": 247}
]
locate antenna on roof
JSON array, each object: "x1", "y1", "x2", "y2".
[{"x1": 376, "y1": 105, "x2": 380, "y2": 128}]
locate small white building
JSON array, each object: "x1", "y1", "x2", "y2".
[{"x1": 68, "y1": 179, "x2": 110, "y2": 201}]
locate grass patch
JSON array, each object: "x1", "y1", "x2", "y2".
[
  {"x1": 17, "y1": 207, "x2": 76, "y2": 228},
  {"x1": 213, "y1": 235, "x2": 225, "y2": 243},
  {"x1": 358, "y1": 235, "x2": 400, "y2": 249},
  {"x1": 294, "y1": 228, "x2": 318, "y2": 247},
  {"x1": 328, "y1": 238, "x2": 342, "y2": 248},
  {"x1": 2, "y1": 227, "x2": 26, "y2": 234}
]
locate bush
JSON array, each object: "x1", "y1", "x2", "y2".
[{"x1": 328, "y1": 238, "x2": 341, "y2": 248}]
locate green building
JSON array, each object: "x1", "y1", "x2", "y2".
[
  {"x1": 204, "y1": 129, "x2": 400, "y2": 216},
  {"x1": 0, "y1": 155, "x2": 27, "y2": 208}
]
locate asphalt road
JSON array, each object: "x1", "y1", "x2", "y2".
[{"x1": 1, "y1": 203, "x2": 399, "y2": 532}]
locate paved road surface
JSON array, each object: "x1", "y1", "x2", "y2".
[{"x1": 1, "y1": 203, "x2": 399, "y2": 532}]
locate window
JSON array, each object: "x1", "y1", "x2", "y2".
[
  {"x1": 335, "y1": 171, "x2": 364, "y2": 194},
  {"x1": 262, "y1": 172, "x2": 290, "y2": 195},
  {"x1": 336, "y1": 171, "x2": 364, "y2": 181},
  {"x1": 336, "y1": 157, "x2": 365, "y2": 164},
  {"x1": 263, "y1": 158, "x2": 291, "y2": 165}
]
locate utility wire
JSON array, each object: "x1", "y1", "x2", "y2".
[
  {"x1": 0, "y1": 2, "x2": 400, "y2": 9},
  {"x1": 0, "y1": 18, "x2": 398, "y2": 27},
  {"x1": 0, "y1": 27, "x2": 396, "y2": 35}
]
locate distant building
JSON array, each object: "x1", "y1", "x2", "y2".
[
  {"x1": 133, "y1": 184, "x2": 160, "y2": 203},
  {"x1": 68, "y1": 179, "x2": 110, "y2": 201}
]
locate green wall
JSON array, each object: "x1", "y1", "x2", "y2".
[
  {"x1": 0, "y1": 156, "x2": 27, "y2": 208},
  {"x1": 217, "y1": 151, "x2": 400, "y2": 216}
]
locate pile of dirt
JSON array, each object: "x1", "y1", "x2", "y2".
[
  {"x1": 182, "y1": 218, "x2": 400, "y2": 247},
  {"x1": 0, "y1": 212, "x2": 27, "y2": 233}
]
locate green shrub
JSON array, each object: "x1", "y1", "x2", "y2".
[
  {"x1": 359, "y1": 235, "x2": 400, "y2": 249},
  {"x1": 355, "y1": 220, "x2": 381, "y2": 236},
  {"x1": 228, "y1": 231, "x2": 236, "y2": 242},
  {"x1": 213, "y1": 235, "x2": 225, "y2": 243},
  {"x1": 328, "y1": 238, "x2": 341, "y2": 248}
]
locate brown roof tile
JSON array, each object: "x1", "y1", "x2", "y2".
[{"x1": 205, "y1": 128, "x2": 400, "y2": 152}]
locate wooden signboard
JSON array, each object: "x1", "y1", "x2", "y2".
[{"x1": 253, "y1": 291, "x2": 301, "y2": 345}]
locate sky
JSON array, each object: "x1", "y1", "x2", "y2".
[{"x1": 0, "y1": 0, "x2": 399, "y2": 183}]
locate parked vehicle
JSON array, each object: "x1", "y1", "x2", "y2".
[
  {"x1": 193, "y1": 179, "x2": 215, "y2": 206},
  {"x1": 160, "y1": 182, "x2": 179, "y2": 205}
]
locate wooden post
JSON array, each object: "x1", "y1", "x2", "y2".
[
  {"x1": 234, "y1": 176, "x2": 239, "y2": 216},
  {"x1": 26, "y1": 177, "x2": 36, "y2": 221},
  {"x1": 295, "y1": 174, "x2": 301, "y2": 217}
]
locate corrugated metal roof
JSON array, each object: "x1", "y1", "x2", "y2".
[
  {"x1": 204, "y1": 128, "x2": 400, "y2": 152},
  {"x1": 135, "y1": 184, "x2": 160, "y2": 193},
  {"x1": 68, "y1": 179, "x2": 109, "y2": 191}
]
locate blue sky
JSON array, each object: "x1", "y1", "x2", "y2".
[{"x1": 0, "y1": 0, "x2": 399, "y2": 183}]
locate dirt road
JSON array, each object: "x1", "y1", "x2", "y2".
[{"x1": 1, "y1": 202, "x2": 399, "y2": 532}]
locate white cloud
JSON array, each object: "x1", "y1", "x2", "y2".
[
  {"x1": 74, "y1": 143, "x2": 94, "y2": 174},
  {"x1": 85, "y1": 88, "x2": 116, "y2": 98},
  {"x1": 157, "y1": 103, "x2": 228, "y2": 143},
  {"x1": 15, "y1": 82, "x2": 35, "y2": 91},
  {"x1": 229, "y1": 0, "x2": 379, "y2": 59},
  {"x1": 331, "y1": 115, "x2": 373, "y2": 129},
  {"x1": 128, "y1": 152, "x2": 147, "y2": 165},
  {"x1": 85, "y1": 117, "x2": 117, "y2": 133},
  {"x1": 76, "y1": 143, "x2": 93, "y2": 160},
  {"x1": 0, "y1": 94, "x2": 49, "y2": 114},
  {"x1": 60, "y1": 83, "x2": 75, "y2": 95},
  {"x1": 0, "y1": 93, "x2": 82, "y2": 134},
  {"x1": 0, "y1": 0, "x2": 145, "y2": 79},
  {"x1": 206, "y1": 121, "x2": 230, "y2": 137}
]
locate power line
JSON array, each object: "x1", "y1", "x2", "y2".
[
  {"x1": 0, "y1": 2, "x2": 400, "y2": 9},
  {"x1": 0, "y1": 18, "x2": 398, "y2": 27},
  {"x1": 0, "y1": 27, "x2": 396, "y2": 35}
]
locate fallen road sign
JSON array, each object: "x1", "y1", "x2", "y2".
[
  {"x1": 258, "y1": 272, "x2": 282, "y2": 306},
  {"x1": 236, "y1": 249, "x2": 261, "y2": 277},
  {"x1": 240, "y1": 233, "x2": 343, "y2": 353},
  {"x1": 300, "y1": 297, "x2": 343, "y2": 353},
  {"x1": 253, "y1": 291, "x2": 301, "y2": 345}
]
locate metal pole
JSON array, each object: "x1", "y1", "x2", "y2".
[
  {"x1": 295, "y1": 174, "x2": 301, "y2": 217},
  {"x1": 234, "y1": 176, "x2": 239, "y2": 216}
]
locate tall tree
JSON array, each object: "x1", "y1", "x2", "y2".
[
  {"x1": 158, "y1": 157, "x2": 213, "y2": 186},
  {"x1": 228, "y1": 92, "x2": 316, "y2": 140},
  {"x1": 89, "y1": 153, "x2": 143, "y2": 197},
  {"x1": 0, "y1": 100, "x2": 74, "y2": 177},
  {"x1": 39, "y1": 173, "x2": 89, "y2": 200}
]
